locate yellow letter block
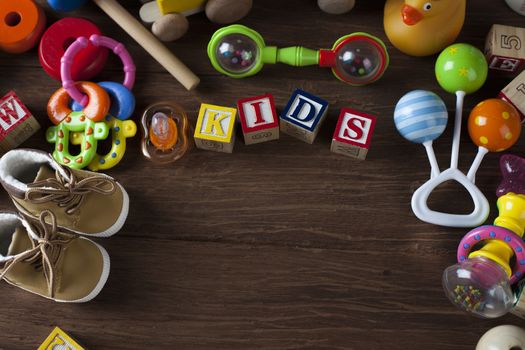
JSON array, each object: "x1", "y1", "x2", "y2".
[
  {"x1": 194, "y1": 103, "x2": 237, "y2": 153},
  {"x1": 38, "y1": 327, "x2": 85, "y2": 350},
  {"x1": 156, "y1": 0, "x2": 207, "y2": 15}
]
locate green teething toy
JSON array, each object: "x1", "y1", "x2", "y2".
[
  {"x1": 71, "y1": 115, "x2": 137, "y2": 171},
  {"x1": 46, "y1": 111, "x2": 109, "y2": 169}
]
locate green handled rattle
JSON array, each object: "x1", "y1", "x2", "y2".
[{"x1": 208, "y1": 24, "x2": 389, "y2": 86}]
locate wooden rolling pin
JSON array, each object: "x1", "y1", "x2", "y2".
[{"x1": 92, "y1": 0, "x2": 200, "y2": 90}]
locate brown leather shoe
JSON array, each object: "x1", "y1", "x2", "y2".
[
  {"x1": 0, "y1": 211, "x2": 110, "y2": 302},
  {"x1": 0, "y1": 149, "x2": 129, "y2": 237}
]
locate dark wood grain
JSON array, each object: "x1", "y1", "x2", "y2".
[{"x1": 0, "y1": 0, "x2": 524, "y2": 349}]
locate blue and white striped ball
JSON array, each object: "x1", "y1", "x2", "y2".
[{"x1": 394, "y1": 90, "x2": 448, "y2": 144}]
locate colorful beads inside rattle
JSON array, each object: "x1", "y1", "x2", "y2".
[
  {"x1": 215, "y1": 34, "x2": 259, "y2": 74},
  {"x1": 335, "y1": 37, "x2": 384, "y2": 84},
  {"x1": 468, "y1": 99, "x2": 522, "y2": 152},
  {"x1": 149, "y1": 112, "x2": 178, "y2": 151}
]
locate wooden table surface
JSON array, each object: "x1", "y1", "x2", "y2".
[{"x1": 1, "y1": 1, "x2": 524, "y2": 349}]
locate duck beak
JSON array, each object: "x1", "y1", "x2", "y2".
[{"x1": 402, "y1": 4, "x2": 423, "y2": 25}]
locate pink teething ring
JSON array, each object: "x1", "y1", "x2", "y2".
[
  {"x1": 457, "y1": 225, "x2": 525, "y2": 284},
  {"x1": 61, "y1": 34, "x2": 136, "y2": 106}
]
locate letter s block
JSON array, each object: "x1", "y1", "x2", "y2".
[
  {"x1": 194, "y1": 103, "x2": 237, "y2": 153},
  {"x1": 280, "y1": 89, "x2": 329, "y2": 144},
  {"x1": 330, "y1": 108, "x2": 376, "y2": 160}
]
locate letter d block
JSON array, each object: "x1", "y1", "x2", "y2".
[
  {"x1": 331, "y1": 108, "x2": 376, "y2": 160},
  {"x1": 280, "y1": 89, "x2": 328, "y2": 144},
  {"x1": 194, "y1": 103, "x2": 237, "y2": 153},
  {"x1": 237, "y1": 94, "x2": 279, "y2": 145}
]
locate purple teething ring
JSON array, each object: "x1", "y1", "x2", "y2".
[
  {"x1": 457, "y1": 225, "x2": 525, "y2": 285},
  {"x1": 61, "y1": 34, "x2": 136, "y2": 106}
]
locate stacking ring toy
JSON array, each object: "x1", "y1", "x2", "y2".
[
  {"x1": 46, "y1": 111, "x2": 109, "y2": 169},
  {"x1": 208, "y1": 25, "x2": 389, "y2": 86},
  {"x1": 71, "y1": 81, "x2": 135, "y2": 121},
  {"x1": 0, "y1": 0, "x2": 46, "y2": 53},
  {"x1": 62, "y1": 34, "x2": 136, "y2": 106},
  {"x1": 71, "y1": 115, "x2": 137, "y2": 171},
  {"x1": 39, "y1": 17, "x2": 108, "y2": 81},
  {"x1": 141, "y1": 102, "x2": 191, "y2": 164},
  {"x1": 47, "y1": 81, "x2": 110, "y2": 124},
  {"x1": 442, "y1": 192, "x2": 525, "y2": 318}
]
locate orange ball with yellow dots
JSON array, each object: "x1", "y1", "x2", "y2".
[{"x1": 468, "y1": 99, "x2": 522, "y2": 152}]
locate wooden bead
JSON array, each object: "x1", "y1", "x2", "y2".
[
  {"x1": 152, "y1": 13, "x2": 189, "y2": 42},
  {"x1": 0, "y1": 0, "x2": 46, "y2": 53},
  {"x1": 318, "y1": 0, "x2": 355, "y2": 14},
  {"x1": 476, "y1": 325, "x2": 525, "y2": 350},
  {"x1": 205, "y1": 0, "x2": 252, "y2": 24}
]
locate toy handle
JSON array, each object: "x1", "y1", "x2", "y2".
[
  {"x1": 263, "y1": 46, "x2": 319, "y2": 66},
  {"x1": 92, "y1": 0, "x2": 199, "y2": 91}
]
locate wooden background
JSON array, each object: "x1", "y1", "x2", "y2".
[{"x1": 1, "y1": 0, "x2": 524, "y2": 349}]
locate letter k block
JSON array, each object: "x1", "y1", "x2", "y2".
[{"x1": 194, "y1": 103, "x2": 237, "y2": 153}]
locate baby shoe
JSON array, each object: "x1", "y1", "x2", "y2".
[
  {"x1": 0, "y1": 210, "x2": 110, "y2": 302},
  {"x1": 0, "y1": 149, "x2": 129, "y2": 237}
]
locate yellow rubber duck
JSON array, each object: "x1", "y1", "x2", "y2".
[{"x1": 384, "y1": 0, "x2": 466, "y2": 56}]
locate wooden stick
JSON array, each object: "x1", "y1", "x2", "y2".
[{"x1": 92, "y1": 0, "x2": 200, "y2": 91}]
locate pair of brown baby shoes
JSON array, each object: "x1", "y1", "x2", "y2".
[{"x1": 0, "y1": 149, "x2": 129, "y2": 303}]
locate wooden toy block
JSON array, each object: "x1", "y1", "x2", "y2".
[
  {"x1": 485, "y1": 24, "x2": 525, "y2": 73},
  {"x1": 279, "y1": 89, "x2": 329, "y2": 144},
  {"x1": 237, "y1": 94, "x2": 279, "y2": 145},
  {"x1": 499, "y1": 69, "x2": 525, "y2": 122},
  {"x1": 0, "y1": 91, "x2": 40, "y2": 154},
  {"x1": 194, "y1": 103, "x2": 236, "y2": 153},
  {"x1": 157, "y1": 0, "x2": 206, "y2": 15},
  {"x1": 330, "y1": 108, "x2": 376, "y2": 160},
  {"x1": 38, "y1": 327, "x2": 85, "y2": 350}
]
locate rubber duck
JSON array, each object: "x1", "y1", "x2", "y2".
[{"x1": 383, "y1": 0, "x2": 466, "y2": 56}]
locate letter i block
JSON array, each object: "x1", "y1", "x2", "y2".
[
  {"x1": 499, "y1": 69, "x2": 525, "y2": 122},
  {"x1": 194, "y1": 103, "x2": 237, "y2": 153},
  {"x1": 0, "y1": 91, "x2": 40, "y2": 154},
  {"x1": 38, "y1": 327, "x2": 85, "y2": 350},
  {"x1": 237, "y1": 94, "x2": 279, "y2": 145},
  {"x1": 280, "y1": 89, "x2": 329, "y2": 144},
  {"x1": 331, "y1": 108, "x2": 376, "y2": 160},
  {"x1": 485, "y1": 24, "x2": 525, "y2": 73}
]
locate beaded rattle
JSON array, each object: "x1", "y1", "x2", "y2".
[
  {"x1": 442, "y1": 191, "x2": 525, "y2": 318},
  {"x1": 208, "y1": 24, "x2": 389, "y2": 86}
]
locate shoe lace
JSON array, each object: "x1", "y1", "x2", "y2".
[
  {"x1": 0, "y1": 211, "x2": 76, "y2": 298},
  {"x1": 25, "y1": 167, "x2": 116, "y2": 215}
]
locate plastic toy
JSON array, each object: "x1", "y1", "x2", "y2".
[
  {"x1": 237, "y1": 94, "x2": 279, "y2": 145},
  {"x1": 467, "y1": 99, "x2": 522, "y2": 182},
  {"x1": 38, "y1": 327, "x2": 85, "y2": 350},
  {"x1": 398, "y1": 44, "x2": 491, "y2": 228},
  {"x1": 442, "y1": 192, "x2": 525, "y2": 318},
  {"x1": 0, "y1": 0, "x2": 46, "y2": 53},
  {"x1": 383, "y1": 0, "x2": 466, "y2": 57},
  {"x1": 208, "y1": 25, "x2": 389, "y2": 86},
  {"x1": 332, "y1": 108, "x2": 376, "y2": 160},
  {"x1": 485, "y1": 24, "x2": 525, "y2": 74},
  {"x1": 476, "y1": 325, "x2": 525, "y2": 350},
  {"x1": 39, "y1": 17, "x2": 108, "y2": 81},
  {"x1": 46, "y1": 111, "x2": 110, "y2": 168},
  {"x1": 140, "y1": 0, "x2": 252, "y2": 42},
  {"x1": 0, "y1": 91, "x2": 41, "y2": 154},
  {"x1": 46, "y1": 0, "x2": 200, "y2": 91},
  {"x1": 500, "y1": 69, "x2": 525, "y2": 121},
  {"x1": 497, "y1": 154, "x2": 525, "y2": 197},
  {"x1": 141, "y1": 102, "x2": 191, "y2": 164},
  {"x1": 318, "y1": 0, "x2": 355, "y2": 14},
  {"x1": 194, "y1": 103, "x2": 237, "y2": 153},
  {"x1": 506, "y1": 0, "x2": 525, "y2": 16},
  {"x1": 280, "y1": 89, "x2": 329, "y2": 144}
]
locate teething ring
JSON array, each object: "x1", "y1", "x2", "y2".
[
  {"x1": 71, "y1": 115, "x2": 137, "y2": 171},
  {"x1": 46, "y1": 111, "x2": 109, "y2": 169},
  {"x1": 61, "y1": 34, "x2": 136, "y2": 106},
  {"x1": 47, "y1": 81, "x2": 110, "y2": 124},
  {"x1": 457, "y1": 225, "x2": 525, "y2": 284}
]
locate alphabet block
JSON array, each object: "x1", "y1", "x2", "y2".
[
  {"x1": 237, "y1": 94, "x2": 279, "y2": 145},
  {"x1": 485, "y1": 24, "x2": 525, "y2": 73},
  {"x1": 330, "y1": 108, "x2": 376, "y2": 160},
  {"x1": 499, "y1": 69, "x2": 525, "y2": 122},
  {"x1": 194, "y1": 103, "x2": 236, "y2": 153},
  {"x1": 280, "y1": 89, "x2": 329, "y2": 144},
  {"x1": 38, "y1": 327, "x2": 85, "y2": 350},
  {"x1": 0, "y1": 91, "x2": 40, "y2": 154}
]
